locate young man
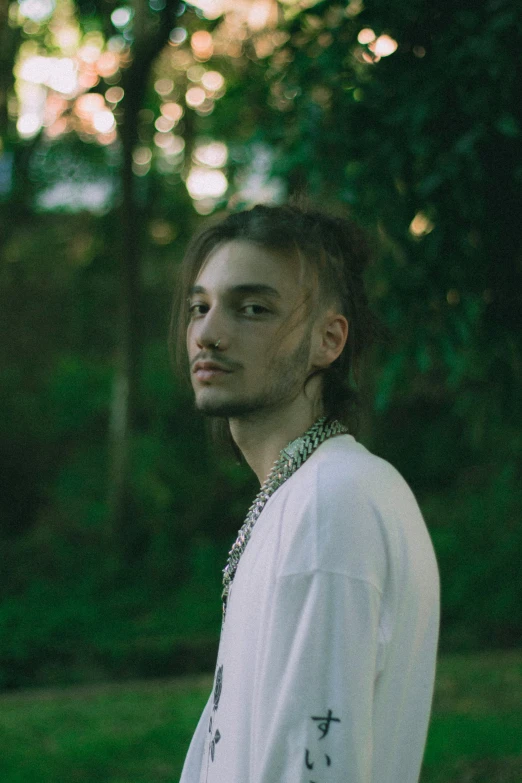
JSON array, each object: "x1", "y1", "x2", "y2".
[{"x1": 172, "y1": 204, "x2": 440, "y2": 783}]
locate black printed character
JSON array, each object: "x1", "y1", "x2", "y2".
[
  {"x1": 207, "y1": 665, "x2": 224, "y2": 767},
  {"x1": 213, "y1": 665, "x2": 223, "y2": 711},
  {"x1": 210, "y1": 728, "x2": 221, "y2": 761},
  {"x1": 305, "y1": 750, "x2": 332, "y2": 772},
  {"x1": 311, "y1": 709, "x2": 341, "y2": 739}
]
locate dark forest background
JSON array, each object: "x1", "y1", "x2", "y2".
[{"x1": 0, "y1": 0, "x2": 521, "y2": 690}]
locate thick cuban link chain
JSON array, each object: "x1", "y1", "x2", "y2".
[{"x1": 221, "y1": 415, "x2": 348, "y2": 624}]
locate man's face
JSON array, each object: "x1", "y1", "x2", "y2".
[{"x1": 186, "y1": 239, "x2": 317, "y2": 420}]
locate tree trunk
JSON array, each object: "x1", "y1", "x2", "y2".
[{"x1": 108, "y1": 0, "x2": 181, "y2": 557}]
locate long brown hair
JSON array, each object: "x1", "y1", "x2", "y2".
[{"x1": 168, "y1": 203, "x2": 386, "y2": 454}]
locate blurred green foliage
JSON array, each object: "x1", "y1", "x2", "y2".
[{"x1": 0, "y1": 0, "x2": 521, "y2": 687}]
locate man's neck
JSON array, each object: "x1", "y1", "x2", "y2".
[{"x1": 229, "y1": 398, "x2": 324, "y2": 485}]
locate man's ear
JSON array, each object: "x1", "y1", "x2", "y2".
[{"x1": 311, "y1": 311, "x2": 349, "y2": 369}]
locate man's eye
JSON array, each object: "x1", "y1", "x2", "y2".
[
  {"x1": 188, "y1": 303, "x2": 208, "y2": 316},
  {"x1": 188, "y1": 302, "x2": 269, "y2": 317},
  {"x1": 241, "y1": 304, "x2": 269, "y2": 316}
]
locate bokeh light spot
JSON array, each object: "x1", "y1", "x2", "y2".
[
  {"x1": 153, "y1": 132, "x2": 185, "y2": 154},
  {"x1": 17, "y1": 113, "x2": 41, "y2": 138},
  {"x1": 161, "y1": 102, "x2": 183, "y2": 122},
  {"x1": 19, "y1": 0, "x2": 55, "y2": 22},
  {"x1": 169, "y1": 27, "x2": 187, "y2": 45},
  {"x1": 357, "y1": 28, "x2": 375, "y2": 44},
  {"x1": 247, "y1": 0, "x2": 275, "y2": 32},
  {"x1": 187, "y1": 65, "x2": 206, "y2": 82},
  {"x1": 201, "y1": 70, "x2": 224, "y2": 91},
  {"x1": 105, "y1": 86, "x2": 124, "y2": 103},
  {"x1": 133, "y1": 161, "x2": 150, "y2": 177},
  {"x1": 370, "y1": 34, "x2": 398, "y2": 57},
  {"x1": 194, "y1": 140, "x2": 227, "y2": 168},
  {"x1": 19, "y1": 56, "x2": 78, "y2": 96},
  {"x1": 188, "y1": 0, "x2": 223, "y2": 20},
  {"x1": 79, "y1": 44, "x2": 102, "y2": 64},
  {"x1": 186, "y1": 86, "x2": 206, "y2": 108},
  {"x1": 446, "y1": 289, "x2": 460, "y2": 306},
  {"x1": 111, "y1": 6, "x2": 133, "y2": 28},
  {"x1": 92, "y1": 110, "x2": 115, "y2": 133},
  {"x1": 96, "y1": 52, "x2": 119, "y2": 78},
  {"x1": 191, "y1": 30, "x2": 214, "y2": 60},
  {"x1": 149, "y1": 219, "x2": 176, "y2": 244},
  {"x1": 155, "y1": 115, "x2": 175, "y2": 132},
  {"x1": 193, "y1": 197, "x2": 217, "y2": 215},
  {"x1": 75, "y1": 93, "x2": 105, "y2": 118},
  {"x1": 154, "y1": 78, "x2": 174, "y2": 96},
  {"x1": 186, "y1": 166, "x2": 227, "y2": 199},
  {"x1": 133, "y1": 146, "x2": 152, "y2": 165},
  {"x1": 409, "y1": 212, "x2": 434, "y2": 237}
]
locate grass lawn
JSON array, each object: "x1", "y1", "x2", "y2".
[{"x1": 0, "y1": 650, "x2": 520, "y2": 782}]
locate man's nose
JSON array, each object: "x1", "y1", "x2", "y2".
[{"x1": 195, "y1": 305, "x2": 228, "y2": 350}]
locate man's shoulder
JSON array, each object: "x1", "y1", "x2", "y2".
[
  {"x1": 272, "y1": 436, "x2": 395, "y2": 583},
  {"x1": 292, "y1": 434, "x2": 412, "y2": 507}
]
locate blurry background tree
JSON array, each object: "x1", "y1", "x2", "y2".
[{"x1": 0, "y1": 0, "x2": 520, "y2": 689}]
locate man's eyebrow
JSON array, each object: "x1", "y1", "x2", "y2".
[{"x1": 188, "y1": 284, "x2": 281, "y2": 299}]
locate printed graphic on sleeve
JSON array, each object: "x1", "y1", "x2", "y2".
[
  {"x1": 205, "y1": 663, "x2": 224, "y2": 778},
  {"x1": 304, "y1": 709, "x2": 341, "y2": 782}
]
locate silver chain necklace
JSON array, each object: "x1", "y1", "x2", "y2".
[{"x1": 221, "y1": 415, "x2": 349, "y2": 624}]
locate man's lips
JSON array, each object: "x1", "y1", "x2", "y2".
[
  {"x1": 193, "y1": 361, "x2": 234, "y2": 381},
  {"x1": 193, "y1": 360, "x2": 233, "y2": 372}
]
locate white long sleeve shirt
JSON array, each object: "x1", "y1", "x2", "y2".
[{"x1": 180, "y1": 434, "x2": 440, "y2": 783}]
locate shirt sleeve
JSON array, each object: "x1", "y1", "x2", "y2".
[
  {"x1": 250, "y1": 569, "x2": 383, "y2": 783},
  {"x1": 179, "y1": 691, "x2": 213, "y2": 783}
]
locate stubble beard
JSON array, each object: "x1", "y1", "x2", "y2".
[{"x1": 194, "y1": 330, "x2": 313, "y2": 421}]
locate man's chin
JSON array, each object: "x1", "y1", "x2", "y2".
[
  {"x1": 195, "y1": 395, "x2": 264, "y2": 419},
  {"x1": 198, "y1": 404, "x2": 255, "y2": 419}
]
